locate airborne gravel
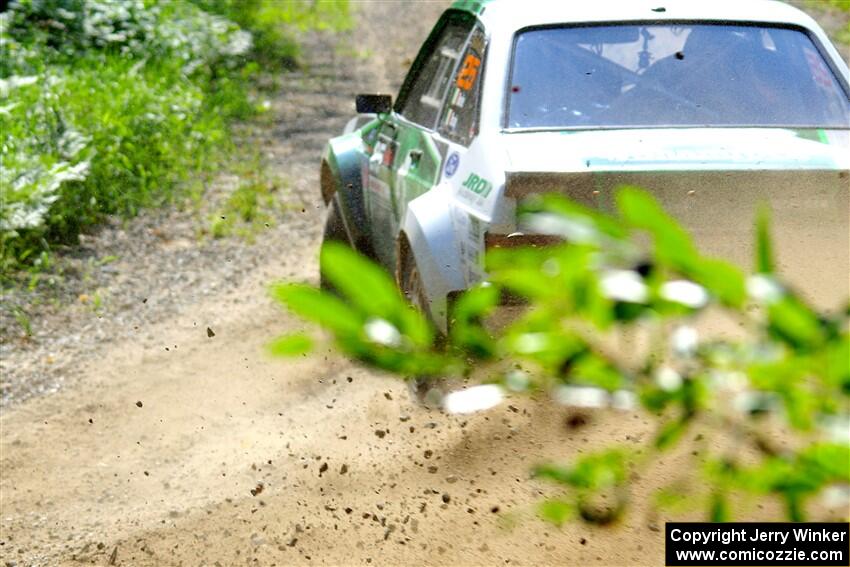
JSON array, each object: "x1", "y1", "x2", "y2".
[
  {"x1": 0, "y1": 3, "x2": 416, "y2": 407},
  {"x1": 1, "y1": 3, "x2": 848, "y2": 566}
]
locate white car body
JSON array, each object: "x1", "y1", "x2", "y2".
[{"x1": 321, "y1": 0, "x2": 850, "y2": 331}]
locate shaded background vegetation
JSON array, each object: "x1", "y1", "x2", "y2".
[{"x1": 0, "y1": 0, "x2": 350, "y2": 275}]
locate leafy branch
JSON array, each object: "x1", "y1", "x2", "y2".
[{"x1": 269, "y1": 185, "x2": 849, "y2": 524}]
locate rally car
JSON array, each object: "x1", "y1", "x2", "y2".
[{"x1": 320, "y1": 0, "x2": 850, "y2": 331}]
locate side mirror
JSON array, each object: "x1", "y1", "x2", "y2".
[{"x1": 355, "y1": 94, "x2": 392, "y2": 114}]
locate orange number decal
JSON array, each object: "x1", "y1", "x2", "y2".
[{"x1": 456, "y1": 54, "x2": 481, "y2": 91}]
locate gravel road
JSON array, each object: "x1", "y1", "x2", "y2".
[{"x1": 1, "y1": 3, "x2": 848, "y2": 566}]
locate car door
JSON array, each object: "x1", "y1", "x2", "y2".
[
  {"x1": 365, "y1": 12, "x2": 475, "y2": 268},
  {"x1": 434, "y1": 24, "x2": 488, "y2": 287}
]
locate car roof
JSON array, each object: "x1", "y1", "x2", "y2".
[{"x1": 451, "y1": 0, "x2": 821, "y2": 32}]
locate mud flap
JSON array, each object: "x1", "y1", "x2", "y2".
[{"x1": 402, "y1": 189, "x2": 466, "y2": 332}]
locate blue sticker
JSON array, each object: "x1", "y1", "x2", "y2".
[{"x1": 444, "y1": 152, "x2": 460, "y2": 178}]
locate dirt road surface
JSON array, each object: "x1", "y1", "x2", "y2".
[{"x1": 1, "y1": 3, "x2": 847, "y2": 566}]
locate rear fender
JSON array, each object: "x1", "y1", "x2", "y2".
[
  {"x1": 321, "y1": 127, "x2": 376, "y2": 256},
  {"x1": 399, "y1": 186, "x2": 465, "y2": 332}
]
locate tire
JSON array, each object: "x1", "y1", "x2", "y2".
[
  {"x1": 320, "y1": 200, "x2": 349, "y2": 291},
  {"x1": 398, "y1": 249, "x2": 449, "y2": 408},
  {"x1": 398, "y1": 248, "x2": 429, "y2": 315}
]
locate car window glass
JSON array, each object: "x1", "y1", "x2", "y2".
[
  {"x1": 400, "y1": 21, "x2": 471, "y2": 129},
  {"x1": 508, "y1": 24, "x2": 850, "y2": 129},
  {"x1": 439, "y1": 26, "x2": 486, "y2": 145}
]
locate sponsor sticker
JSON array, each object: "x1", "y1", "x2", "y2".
[
  {"x1": 461, "y1": 172, "x2": 493, "y2": 197},
  {"x1": 450, "y1": 88, "x2": 467, "y2": 109},
  {"x1": 445, "y1": 108, "x2": 458, "y2": 132},
  {"x1": 444, "y1": 152, "x2": 460, "y2": 178},
  {"x1": 456, "y1": 53, "x2": 481, "y2": 91}
]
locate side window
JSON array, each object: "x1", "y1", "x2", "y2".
[
  {"x1": 398, "y1": 18, "x2": 472, "y2": 129},
  {"x1": 439, "y1": 26, "x2": 485, "y2": 145}
]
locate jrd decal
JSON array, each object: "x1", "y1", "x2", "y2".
[{"x1": 461, "y1": 172, "x2": 493, "y2": 197}]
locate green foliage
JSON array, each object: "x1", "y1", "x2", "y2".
[
  {"x1": 535, "y1": 450, "x2": 631, "y2": 524},
  {"x1": 729, "y1": 443, "x2": 850, "y2": 522},
  {"x1": 271, "y1": 187, "x2": 849, "y2": 524},
  {"x1": 535, "y1": 450, "x2": 629, "y2": 491},
  {"x1": 536, "y1": 500, "x2": 574, "y2": 526},
  {"x1": 617, "y1": 186, "x2": 697, "y2": 270},
  {"x1": 271, "y1": 242, "x2": 449, "y2": 376},
  {"x1": 11, "y1": 306, "x2": 33, "y2": 337},
  {"x1": 819, "y1": 0, "x2": 850, "y2": 13},
  {"x1": 449, "y1": 284, "x2": 500, "y2": 358},
  {"x1": 0, "y1": 0, "x2": 350, "y2": 274},
  {"x1": 836, "y1": 25, "x2": 850, "y2": 46},
  {"x1": 755, "y1": 206, "x2": 774, "y2": 274},
  {"x1": 190, "y1": 0, "x2": 352, "y2": 67},
  {"x1": 267, "y1": 332, "x2": 313, "y2": 357},
  {"x1": 209, "y1": 172, "x2": 283, "y2": 239},
  {"x1": 802, "y1": 0, "x2": 850, "y2": 45}
]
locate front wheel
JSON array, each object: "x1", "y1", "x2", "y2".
[
  {"x1": 398, "y1": 247, "x2": 429, "y2": 315},
  {"x1": 320, "y1": 200, "x2": 348, "y2": 291},
  {"x1": 398, "y1": 249, "x2": 449, "y2": 407}
]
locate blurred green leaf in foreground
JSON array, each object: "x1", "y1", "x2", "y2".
[{"x1": 271, "y1": 186, "x2": 849, "y2": 525}]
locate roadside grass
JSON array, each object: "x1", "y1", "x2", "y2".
[
  {"x1": 801, "y1": 0, "x2": 850, "y2": 44},
  {"x1": 819, "y1": 0, "x2": 850, "y2": 44},
  {"x1": 192, "y1": 0, "x2": 352, "y2": 68},
  {"x1": 0, "y1": 0, "x2": 350, "y2": 280},
  {"x1": 2, "y1": 56, "x2": 243, "y2": 245},
  {"x1": 822, "y1": 0, "x2": 850, "y2": 12},
  {"x1": 207, "y1": 160, "x2": 286, "y2": 241},
  {"x1": 11, "y1": 307, "x2": 32, "y2": 338},
  {"x1": 837, "y1": 24, "x2": 850, "y2": 45}
]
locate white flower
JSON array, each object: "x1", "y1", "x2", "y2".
[
  {"x1": 671, "y1": 326, "x2": 699, "y2": 357},
  {"x1": 0, "y1": 156, "x2": 91, "y2": 232},
  {"x1": 611, "y1": 389, "x2": 638, "y2": 410},
  {"x1": 709, "y1": 370, "x2": 748, "y2": 393},
  {"x1": 747, "y1": 274, "x2": 784, "y2": 303},
  {"x1": 514, "y1": 332, "x2": 549, "y2": 354},
  {"x1": 0, "y1": 103, "x2": 19, "y2": 116},
  {"x1": 525, "y1": 212, "x2": 598, "y2": 244},
  {"x1": 655, "y1": 366, "x2": 682, "y2": 391},
  {"x1": 58, "y1": 129, "x2": 90, "y2": 159},
  {"x1": 733, "y1": 391, "x2": 778, "y2": 415},
  {"x1": 363, "y1": 318, "x2": 402, "y2": 348},
  {"x1": 0, "y1": 75, "x2": 38, "y2": 98},
  {"x1": 56, "y1": 8, "x2": 77, "y2": 20},
  {"x1": 599, "y1": 270, "x2": 648, "y2": 303},
  {"x1": 821, "y1": 485, "x2": 850, "y2": 509},
  {"x1": 505, "y1": 369, "x2": 530, "y2": 392},
  {"x1": 553, "y1": 385, "x2": 608, "y2": 408},
  {"x1": 443, "y1": 384, "x2": 504, "y2": 414},
  {"x1": 818, "y1": 415, "x2": 850, "y2": 444},
  {"x1": 223, "y1": 30, "x2": 252, "y2": 56},
  {"x1": 661, "y1": 280, "x2": 709, "y2": 309}
]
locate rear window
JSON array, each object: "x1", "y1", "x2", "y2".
[{"x1": 507, "y1": 24, "x2": 850, "y2": 129}]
